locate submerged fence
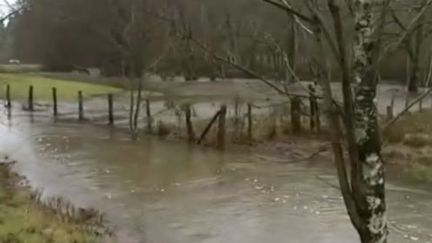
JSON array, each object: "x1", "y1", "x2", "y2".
[{"x1": 3, "y1": 84, "x2": 328, "y2": 150}]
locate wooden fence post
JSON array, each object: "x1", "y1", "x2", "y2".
[
  {"x1": 108, "y1": 93, "x2": 114, "y2": 125},
  {"x1": 247, "y1": 103, "x2": 253, "y2": 140},
  {"x1": 308, "y1": 84, "x2": 321, "y2": 132},
  {"x1": 308, "y1": 84, "x2": 317, "y2": 132},
  {"x1": 28, "y1": 85, "x2": 34, "y2": 111},
  {"x1": 146, "y1": 99, "x2": 152, "y2": 131},
  {"x1": 291, "y1": 96, "x2": 301, "y2": 134},
  {"x1": 78, "y1": 91, "x2": 84, "y2": 121},
  {"x1": 217, "y1": 105, "x2": 227, "y2": 150},
  {"x1": 52, "y1": 87, "x2": 58, "y2": 117},
  {"x1": 185, "y1": 104, "x2": 195, "y2": 142},
  {"x1": 310, "y1": 97, "x2": 317, "y2": 132},
  {"x1": 6, "y1": 84, "x2": 11, "y2": 109},
  {"x1": 386, "y1": 95, "x2": 395, "y2": 121}
]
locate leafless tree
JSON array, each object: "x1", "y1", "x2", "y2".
[{"x1": 261, "y1": 0, "x2": 391, "y2": 242}]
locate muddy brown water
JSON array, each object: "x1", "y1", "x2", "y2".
[{"x1": 1, "y1": 109, "x2": 432, "y2": 243}]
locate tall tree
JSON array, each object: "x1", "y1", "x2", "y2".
[
  {"x1": 352, "y1": 0, "x2": 388, "y2": 241},
  {"x1": 261, "y1": 0, "x2": 389, "y2": 242}
]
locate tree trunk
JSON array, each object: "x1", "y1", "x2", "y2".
[
  {"x1": 290, "y1": 97, "x2": 301, "y2": 134},
  {"x1": 133, "y1": 78, "x2": 143, "y2": 135},
  {"x1": 286, "y1": 15, "x2": 297, "y2": 85},
  {"x1": 353, "y1": 0, "x2": 388, "y2": 242},
  {"x1": 408, "y1": 14, "x2": 424, "y2": 93},
  {"x1": 408, "y1": 57, "x2": 419, "y2": 93},
  {"x1": 146, "y1": 99, "x2": 153, "y2": 132}
]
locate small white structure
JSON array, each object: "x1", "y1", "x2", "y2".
[{"x1": 8, "y1": 59, "x2": 20, "y2": 64}]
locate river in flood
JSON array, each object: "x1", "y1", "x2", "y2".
[{"x1": 1, "y1": 113, "x2": 432, "y2": 243}]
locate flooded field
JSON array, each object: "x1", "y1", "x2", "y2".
[{"x1": 0, "y1": 110, "x2": 432, "y2": 243}]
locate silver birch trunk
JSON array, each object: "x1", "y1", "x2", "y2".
[{"x1": 353, "y1": 0, "x2": 388, "y2": 242}]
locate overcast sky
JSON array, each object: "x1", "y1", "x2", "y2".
[{"x1": 1, "y1": 0, "x2": 17, "y2": 14}]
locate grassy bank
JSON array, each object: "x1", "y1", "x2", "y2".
[
  {"x1": 383, "y1": 110, "x2": 432, "y2": 182},
  {"x1": 0, "y1": 162, "x2": 110, "y2": 243},
  {"x1": 0, "y1": 73, "x2": 122, "y2": 101}
]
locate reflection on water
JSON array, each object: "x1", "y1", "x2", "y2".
[{"x1": 0, "y1": 116, "x2": 432, "y2": 243}]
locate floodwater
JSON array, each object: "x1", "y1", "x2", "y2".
[{"x1": 1, "y1": 113, "x2": 432, "y2": 243}]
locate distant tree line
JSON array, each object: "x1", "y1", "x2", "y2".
[{"x1": 6, "y1": 0, "x2": 432, "y2": 89}]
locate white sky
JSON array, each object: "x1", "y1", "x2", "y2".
[{"x1": 1, "y1": 0, "x2": 17, "y2": 14}]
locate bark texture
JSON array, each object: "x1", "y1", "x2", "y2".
[{"x1": 353, "y1": 0, "x2": 388, "y2": 242}]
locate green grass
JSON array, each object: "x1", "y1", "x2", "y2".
[
  {"x1": 0, "y1": 73, "x2": 122, "y2": 101},
  {"x1": 0, "y1": 163, "x2": 104, "y2": 243}
]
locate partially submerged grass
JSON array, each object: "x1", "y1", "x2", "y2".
[
  {"x1": 154, "y1": 103, "x2": 328, "y2": 147},
  {"x1": 403, "y1": 164, "x2": 432, "y2": 183},
  {"x1": 383, "y1": 110, "x2": 432, "y2": 182},
  {"x1": 0, "y1": 161, "x2": 111, "y2": 243},
  {"x1": 0, "y1": 73, "x2": 122, "y2": 101},
  {"x1": 383, "y1": 110, "x2": 432, "y2": 146}
]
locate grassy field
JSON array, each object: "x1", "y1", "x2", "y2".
[
  {"x1": 0, "y1": 162, "x2": 105, "y2": 243},
  {"x1": 0, "y1": 73, "x2": 122, "y2": 102}
]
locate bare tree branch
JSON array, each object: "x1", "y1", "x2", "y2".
[{"x1": 261, "y1": 0, "x2": 314, "y2": 23}]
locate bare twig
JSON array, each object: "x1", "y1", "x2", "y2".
[
  {"x1": 0, "y1": 5, "x2": 23, "y2": 23},
  {"x1": 379, "y1": 0, "x2": 432, "y2": 62},
  {"x1": 261, "y1": 0, "x2": 314, "y2": 23},
  {"x1": 189, "y1": 37, "x2": 316, "y2": 99}
]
